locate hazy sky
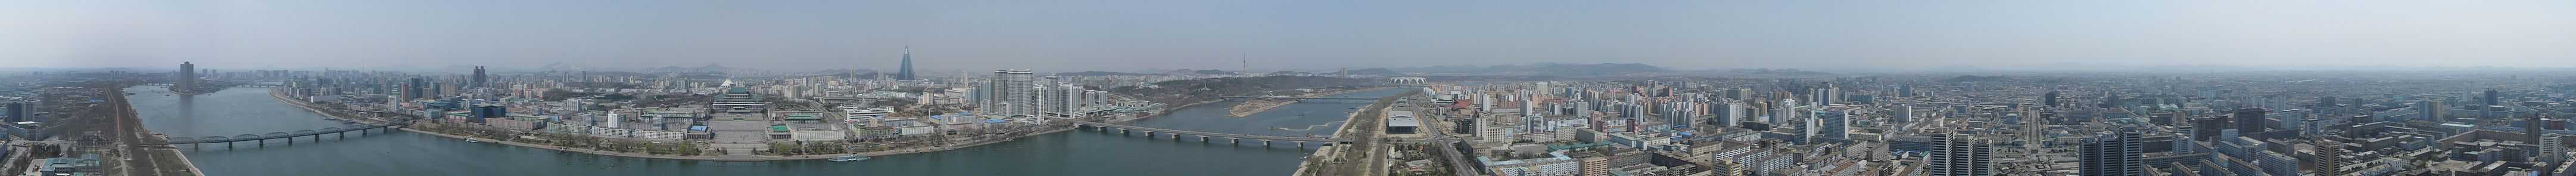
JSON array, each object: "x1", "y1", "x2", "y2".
[{"x1": 5, "y1": 1, "x2": 2574, "y2": 72}]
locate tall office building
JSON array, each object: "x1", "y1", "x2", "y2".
[
  {"x1": 2043, "y1": 90, "x2": 2061, "y2": 107},
  {"x1": 471, "y1": 66, "x2": 487, "y2": 88},
  {"x1": 1895, "y1": 105, "x2": 1915, "y2": 123},
  {"x1": 2191, "y1": 117, "x2": 2227, "y2": 141},
  {"x1": 4, "y1": 102, "x2": 26, "y2": 122},
  {"x1": 2418, "y1": 100, "x2": 2446, "y2": 121},
  {"x1": 2485, "y1": 89, "x2": 2501, "y2": 106},
  {"x1": 2531, "y1": 118, "x2": 2549, "y2": 144},
  {"x1": 1771, "y1": 99, "x2": 1797, "y2": 125},
  {"x1": 1522, "y1": 114, "x2": 1544, "y2": 133},
  {"x1": 1711, "y1": 103, "x2": 1741, "y2": 128},
  {"x1": 2315, "y1": 138, "x2": 2354, "y2": 176},
  {"x1": 967, "y1": 81, "x2": 987, "y2": 106},
  {"x1": 1895, "y1": 85, "x2": 1914, "y2": 97},
  {"x1": 1810, "y1": 84, "x2": 1839, "y2": 106},
  {"x1": 430, "y1": 82, "x2": 446, "y2": 99},
  {"x1": 1722, "y1": 87, "x2": 1750, "y2": 101},
  {"x1": 404, "y1": 78, "x2": 426, "y2": 100},
  {"x1": 177, "y1": 62, "x2": 197, "y2": 91},
  {"x1": 1927, "y1": 131, "x2": 1995, "y2": 176},
  {"x1": 1793, "y1": 111, "x2": 1834, "y2": 144},
  {"x1": 2234, "y1": 108, "x2": 2268, "y2": 138},
  {"x1": 2079, "y1": 131, "x2": 2144, "y2": 176},
  {"x1": 468, "y1": 104, "x2": 504, "y2": 123},
  {"x1": 1814, "y1": 109, "x2": 1849, "y2": 140},
  {"x1": 898, "y1": 47, "x2": 916, "y2": 81}
]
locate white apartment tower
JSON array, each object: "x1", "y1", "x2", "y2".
[{"x1": 979, "y1": 70, "x2": 1040, "y2": 116}]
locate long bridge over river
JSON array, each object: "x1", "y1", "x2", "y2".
[
  {"x1": 1071, "y1": 121, "x2": 1349, "y2": 147},
  {"x1": 1217, "y1": 95, "x2": 1380, "y2": 100},
  {"x1": 140, "y1": 121, "x2": 412, "y2": 149}
]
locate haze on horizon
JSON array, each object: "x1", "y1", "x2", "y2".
[{"x1": 5, "y1": 1, "x2": 2574, "y2": 73}]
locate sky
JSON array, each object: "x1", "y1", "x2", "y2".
[{"x1": 5, "y1": 0, "x2": 2575, "y2": 73}]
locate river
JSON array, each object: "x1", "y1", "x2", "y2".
[{"x1": 123, "y1": 85, "x2": 1406, "y2": 175}]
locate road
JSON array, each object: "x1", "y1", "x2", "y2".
[
  {"x1": 1400, "y1": 94, "x2": 1479, "y2": 176},
  {"x1": 1406, "y1": 96, "x2": 1481, "y2": 176},
  {"x1": 101, "y1": 85, "x2": 198, "y2": 176},
  {"x1": 1300, "y1": 89, "x2": 1422, "y2": 176}
]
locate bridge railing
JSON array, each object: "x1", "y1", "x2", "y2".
[
  {"x1": 1071, "y1": 122, "x2": 1345, "y2": 142},
  {"x1": 146, "y1": 123, "x2": 409, "y2": 145}
]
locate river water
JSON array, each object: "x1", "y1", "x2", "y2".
[{"x1": 123, "y1": 86, "x2": 1404, "y2": 175}]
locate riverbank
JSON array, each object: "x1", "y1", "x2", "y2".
[
  {"x1": 108, "y1": 87, "x2": 203, "y2": 176},
  {"x1": 263, "y1": 88, "x2": 1086, "y2": 162},
  {"x1": 1223, "y1": 87, "x2": 1401, "y2": 118},
  {"x1": 1296, "y1": 88, "x2": 1415, "y2": 176},
  {"x1": 1228, "y1": 100, "x2": 1295, "y2": 117}
]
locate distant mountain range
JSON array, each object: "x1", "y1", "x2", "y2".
[
  {"x1": 1058, "y1": 71, "x2": 1161, "y2": 76},
  {"x1": 1327, "y1": 68, "x2": 1405, "y2": 76},
  {"x1": 1384, "y1": 63, "x2": 1671, "y2": 76},
  {"x1": 1165, "y1": 69, "x2": 1240, "y2": 75},
  {"x1": 649, "y1": 64, "x2": 748, "y2": 73},
  {"x1": 1698, "y1": 68, "x2": 1835, "y2": 77},
  {"x1": 1942, "y1": 75, "x2": 2013, "y2": 82}
]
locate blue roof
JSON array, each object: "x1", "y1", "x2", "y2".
[
  {"x1": 984, "y1": 119, "x2": 1008, "y2": 123},
  {"x1": 689, "y1": 126, "x2": 708, "y2": 131}
]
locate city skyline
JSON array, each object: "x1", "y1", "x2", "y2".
[
  {"x1": 14, "y1": 1, "x2": 2576, "y2": 175},
  {"x1": 7, "y1": 1, "x2": 2576, "y2": 72}
]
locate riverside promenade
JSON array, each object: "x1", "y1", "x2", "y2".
[{"x1": 264, "y1": 88, "x2": 1092, "y2": 161}]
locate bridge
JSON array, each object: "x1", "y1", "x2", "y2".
[
  {"x1": 141, "y1": 121, "x2": 412, "y2": 149},
  {"x1": 1072, "y1": 121, "x2": 1349, "y2": 147},
  {"x1": 141, "y1": 83, "x2": 279, "y2": 87},
  {"x1": 1216, "y1": 96, "x2": 1381, "y2": 100}
]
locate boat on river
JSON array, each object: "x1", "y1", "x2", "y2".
[{"x1": 466, "y1": 138, "x2": 482, "y2": 143}]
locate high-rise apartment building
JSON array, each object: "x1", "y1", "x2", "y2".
[
  {"x1": 404, "y1": 78, "x2": 426, "y2": 100},
  {"x1": 1814, "y1": 109, "x2": 1848, "y2": 141},
  {"x1": 1810, "y1": 84, "x2": 1839, "y2": 106},
  {"x1": 2080, "y1": 131, "x2": 2143, "y2": 176},
  {"x1": 1712, "y1": 103, "x2": 1741, "y2": 128},
  {"x1": 2418, "y1": 100, "x2": 2446, "y2": 121},
  {"x1": 2315, "y1": 138, "x2": 2353, "y2": 176},
  {"x1": 471, "y1": 66, "x2": 486, "y2": 88},
  {"x1": 967, "y1": 81, "x2": 986, "y2": 105},
  {"x1": 2540, "y1": 134, "x2": 2568, "y2": 165},
  {"x1": 2485, "y1": 89, "x2": 2500, "y2": 106},
  {"x1": 977, "y1": 70, "x2": 1039, "y2": 116},
  {"x1": 2191, "y1": 117, "x2": 2226, "y2": 141},
  {"x1": 1927, "y1": 130, "x2": 1995, "y2": 176},
  {"x1": 2044, "y1": 90, "x2": 2061, "y2": 107},
  {"x1": 4, "y1": 102, "x2": 26, "y2": 122},
  {"x1": 1771, "y1": 99, "x2": 1798, "y2": 125},
  {"x1": 1041, "y1": 76, "x2": 1066, "y2": 115},
  {"x1": 2234, "y1": 108, "x2": 2267, "y2": 138},
  {"x1": 177, "y1": 62, "x2": 197, "y2": 91}
]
